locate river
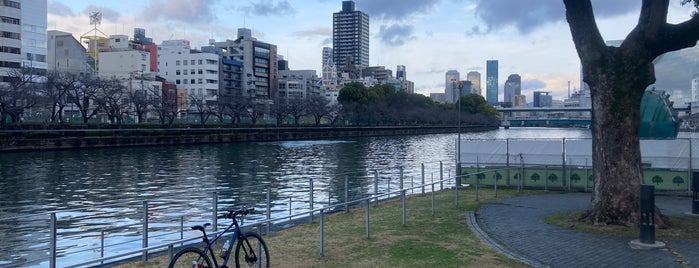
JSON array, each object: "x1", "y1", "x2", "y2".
[{"x1": 0, "y1": 127, "x2": 591, "y2": 266}]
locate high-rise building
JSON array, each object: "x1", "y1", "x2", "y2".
[
  {"x1": 157, "y1": 39, "x2": 220, "y2": 104},
  {"x1": 333, "y1": 1, "x2": 370, "y2": 68},
  {"x1": 504, "y1": 74, "x2": 521, "y2": 104},
  {"x1": 396, "y1": 65, "x2": 406, "y2": 80},
  {"x1": 692, "y1": 75, "x2": 699, "y2": 105},
  {"x1": 534, "y1": 91, "x2": 553, "y2": 107},
  {"x1": 486, "y1": 60, "x2": 498, "y2": 104},
  {"x1": 1, "y1": 0, "x2": 48, "y2": 82},
  {"x1": 466, "y1": 71, "x2": 481, "y2": 96},
  {"x1": 445, "y1": 70, "x2": 460, "y2": 103}
]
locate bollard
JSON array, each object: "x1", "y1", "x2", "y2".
[
  {"x1": 693, "y1": 173, "x2": 699, "y2": 214},
  {"x1": 640, "y1": 185, "x2": 655, "y2": 244}
]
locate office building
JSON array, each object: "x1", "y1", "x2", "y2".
[
  {"x1": 534, "y1": 91, "x2": 553, "y2": 107},
  {"x1": 504, "y1": 74, "x2": 521, "y2": 103},
  {"x1": 486, "y1": 60, "x2": 498, "y2": 104},
  {"x1": 157, "y1": 39, "x2": 220, "y2": 104},
  {"x1": 1, "y1": 0, "x2": 48, "y2": 81},
  {"x1": 333, "y1": 1, "x2": 370, "y2": 68},
  {"x1": 445, "y1": 70, "x2": 460, "y2": 103},
  {"x1": 466, "y1": 71, "x2": 481, "y2": 96},
  {"x1": 209, "y1": 28, "x2": 278, "y2": 99}
]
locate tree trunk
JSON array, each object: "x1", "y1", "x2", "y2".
[{"x1": 582, "y1": 50, "x2": 669, "y2": 227}]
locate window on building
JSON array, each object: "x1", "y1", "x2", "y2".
[
  {"x1": 198, "y1": 59, "x2": 203, "y2": 65},
  {"x1": 176, "y1": 79, "x2": 180, "y2": 84},
  {"x1": 191, "y1": 79, "x2": 196, "y2": 84},
  {"x1": 183, "y1": 70, "x2": 188, "y2": 75},
  {"x1": 183, "y1": 60, "x2": 188, "y2": 65},
  {"x1": 198, "y1": 79, "x2": 203, "y2": 84},
  {"x1": 191, "y1": 69, "x2": 195, "y2": 74},
  {"x1": 198, "y1": 69, "x2": 203, "y2": 74},
  {"x1": 184, "y1": 79, "x2": 188, "y2": 84},
  {"x1": 176, "y1": 70, "x2": 180, "y2": 75},
  {"x1": 176, "y1": 60, "x2": 180, "y2": 66},
  {"x1": 190, "y1": 60, "x2": 195, "y2": 65}
]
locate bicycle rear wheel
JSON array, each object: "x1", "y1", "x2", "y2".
[
  {"x1": 168, "y1": 247, "x2": 213, "y2": 268},
  {"x1": 234, "y1": 232, "x2": 269, "y2": 268}
]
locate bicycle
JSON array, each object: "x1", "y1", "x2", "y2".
[{"x1": 168, "y1": 208, "x2": 270, "y2": 268}]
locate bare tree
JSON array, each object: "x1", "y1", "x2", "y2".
[
  {"x1": 564, "y1": 0, "x2": 699, "y2": 226},
  {"x1": 128, "y1": 79, "x2": 151, "y2": 124},
  {"x1": 246, "y1": 99, "x2": 266, "y2": 126},
  {"x1": 306, "y1": 94, "x2": 331, "y2": 126},
  {"x1": 97, "y1": 77, "x2": 129, "y2": 127},
  {"x1": 0, "y1": 67, "x2": 40, "y2": 126},
  {"x1": 269, "y1": 97, "x2": 289, "y2": 126},
  {"x1": 149, "y1": 83, "x2": 177, "y2": 127},
  {"x1": 286, "y1": 97, "x2": 305, "y2": 126},
  {"x1": 189, "y1": 94, "x2": 216, "y2": 125},
  {"x1": 68, "y1": 75, "x2": 101, "y2": 124},
  {"x1": 42, "y1": 71, "x2": 79, "y2": 125}
]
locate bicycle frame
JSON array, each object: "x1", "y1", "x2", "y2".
[{"x1": 198, "y1": 215, "x2": 245, "y2": 268}]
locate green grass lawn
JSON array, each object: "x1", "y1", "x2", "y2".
[{"x1": 116, "y1": 187, "x2": 535, "y2": 268}]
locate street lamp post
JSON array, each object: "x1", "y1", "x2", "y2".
[{"x1": 455, "y1": 80, "x2": 463, "y2": 187}]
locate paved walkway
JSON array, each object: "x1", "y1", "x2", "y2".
[{"x1": 472, "y1": 193, "x2": 699, "y2": 267}]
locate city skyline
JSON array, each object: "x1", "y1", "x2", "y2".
[{"x1": 47, "y1": 0, "x2": 696, "y2": 100}]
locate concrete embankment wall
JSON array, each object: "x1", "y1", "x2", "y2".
[{"x1": 0, "y1": 126, "x2": 495, "y2": 152}]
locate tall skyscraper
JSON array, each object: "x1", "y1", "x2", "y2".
[
  {"x1": 333, "y1": 1, "x2": 370, "y2": 68},
  {"x1": 504, "y1": 74, "x2": 521, "y2": 103},
  {"x1": 486, "y1": 60, "x2": 499, "y2": 104},
  {"x1": 1, "y1": 0, "x2": 48, "y2": 81},
  {"x1": 445, "y1": 70, "x2": 460, "y2": 103},
  {"x1": 396, "y1": 65, "x2": 406, "y2": 80},
  {"x1": 466, "y1": 71, "x2": 481, "y2": 96}
]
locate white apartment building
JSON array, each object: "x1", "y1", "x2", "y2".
[
  {"x1": 47, "y1": 30, "x2": 93, "y2": 75},
  {"x1": 98, "y1": 35, "x2": 150, "y2": 79},
  {"x1": 1, "y1": 0, "x2": 47, "y2": 82},
  {"x1": 278, "y1": 69, "x2": 321, "y2": 99},
  {"x1": 157, "y1": 40, "x2": 219, "y2": 104}
]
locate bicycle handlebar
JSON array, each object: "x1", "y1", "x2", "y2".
[{"x1": 225, "y1": 208, "x2": 254, "y2": 219}]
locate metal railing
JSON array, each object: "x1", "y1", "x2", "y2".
[{"x1": 1, "y1": 160, "x2": 459, "y2": 267}]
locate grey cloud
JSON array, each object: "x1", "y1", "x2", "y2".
[
  {"x1": 292, "y1": 27, "x2": 332, "y2": 38},
  {"x1": 141, "y1": 0, "x2": 218, "y2": 23},
  {"x1": 82, "y1": 5, "x2": 122, "y2": 22},
  {"x1": 473, "y1": 0, "x2": 639, "y2": 34},
  {"x1": 321, "y1": 38, "x2": 332, "y2": 47},
  {"x1": 239, "y1": 0, "x2": 295, "y2": 16},
  {"x1": 355, "y1": 0, "x2": 440, "y2": 20},
  {"x1": 378, "y1": 24, "x2": 416, "y2": 46},
  {"x1": 48, "y1": 1, "x2": 74, "y2": 16},
  {"x1": 522, "y1": 79, "x2": 547, "y2": 91}
]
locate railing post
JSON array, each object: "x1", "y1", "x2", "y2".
[
  {"x1": 319, "y1": 208, "x2": 325, "y2": 257},
  {"x1": 100, "y1": 230, "x2": 105, "y2": 265},
  {"x1": 640, "y1": 185, "x2": 656, "y2": 244},
  {"x1": 289, "y1": 196, "x2": 293, "y2": 220},
  {"x1": 212, "y1": 192, "x2": 218, "y2": 232},
  {"x1": 374, "y1": 170, "x2": 379, "y2": 206},
  {"x1": 399, "y1": 166, "x2": 404, "y2": 191},
  {"x1": 50, "y1": 212, "x2": 57, "y2": 268},
  {"x1": 387, "y1": 178, "x2": 391, "y2": 199},
  {"x1": 455, "y1": 177, "x2": 459, "y2": 208},
  {"x1": 421, "y1": 163, "x2": 425, "y2": 195},
  {"x1": 180, "y1": 216, "x2": 184, "y2": 247},
  {"x1": 142, "y1": 200, "x2": 149, "y2": 262},
  {"x1": 309, "y1": 178, "x2": 314, "y2": 222},
  {"x1": 440, "y1": 161, "x2": 444, "y2": 190},
  {"x1": 345, "y1": 175, "x2": 349, "y2": 212},
  {"x1": 365, "y1": 200, "x2": 370, "y2": 239},
  {"x1": 431, "y1": 183, "x2": 435, "y2": 216},
  {"x1": 266, "y1": 186, "x2": 271, "y2": 234},
  {"x1": 401, "y1": 190, "x2": 406, "y2": 226}
]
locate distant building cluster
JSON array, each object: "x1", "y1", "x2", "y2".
[{"x1": 1, "y1": 0, "x2": 415, "y2": 122}]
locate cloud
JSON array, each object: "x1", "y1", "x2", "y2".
[
  {"x1": 141, "y1": 0, "x2": 218, "y2": 23},
  {"x1": 355, "y1": 0, "x2": 439, "y2": 21},
  {"x1": 48, "y1": 1, "x2": 74, "y2": 16},
  {"x1": 378, "y1": 24, "x2": 416, "y2": 46},
  {"x1": 239, "y1": 0, "x2": 296, "y2": 16},
  {"x1": 292, "y1": 27, "x2": 332, "y2": 38},
  {"x1": 522, "y1": 79, "x2": 547, "y2": 91},
  {"x1": 472, "y1": 0, "x2": 640, "y2": 34}
]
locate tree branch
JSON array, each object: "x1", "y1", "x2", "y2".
[
  {"x1": 652, "y1": 15, "x2": 699, "y2": 57},
  {"x1": 563, "y1": 0, "x2": 606, "y2": 66}
]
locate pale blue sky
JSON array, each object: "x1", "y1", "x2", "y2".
[{"x1": 48, "y1": 0, "x2": 695, "y2": 101}]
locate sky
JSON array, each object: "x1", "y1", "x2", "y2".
[{"x1": 47, "y1": 0, "x2": 697, "y2": 102}]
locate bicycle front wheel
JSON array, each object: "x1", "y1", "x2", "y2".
[
  {"x1": 168, "y1": 247, "x2": 213, "y2": 268},
  {"x1": 235, "y1": 232, "x2": 270, "y2": 268}
]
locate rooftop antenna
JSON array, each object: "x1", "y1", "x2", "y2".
[{"x1": 81, "y1": 11, "x2": 108, "y2": 73}]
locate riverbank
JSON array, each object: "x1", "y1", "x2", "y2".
[{"x1": 0, "y1": 125, "x2": 496, "y2": 152}]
